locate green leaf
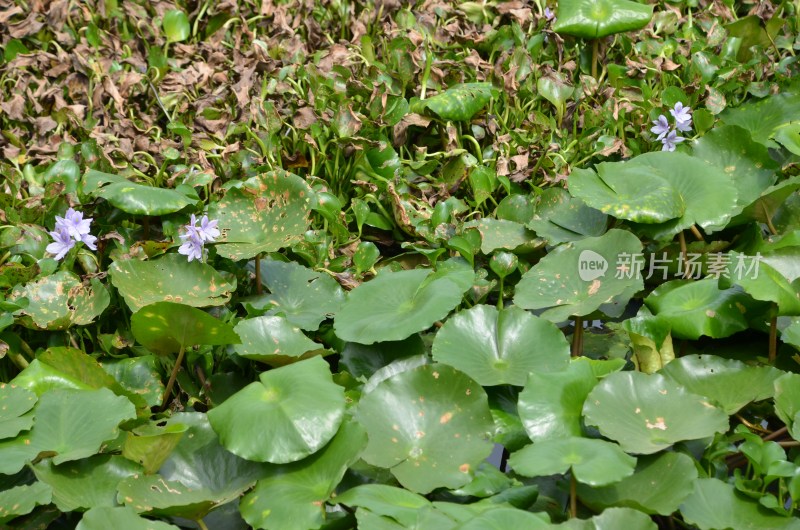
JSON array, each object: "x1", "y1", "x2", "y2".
[
  {"x1": 691, "y1": 125, "x2": 779, "y2": 215},
  {"x1": 0, "y1": 481, "x2": 52, "y2": 524},
  {"x1": 207, "y1": 170, "x2": 315, "y2": 260},
  {"x1": 233, "y1": 315, "x2": 322, "y2": 366},
  {"x1": 162, "y1": 9, "x2": 190, "y2": 43},
  {"x1": 131, "y1": 302, "x2": 240, "y2": 355},
  {"x1": 82, "y1": 170, "x2": 193, "y2": 216},
  {"x1": 509, "y1": 436, "x2": 636, "y2": 487},
  {"x1": 773, "y1": 122, "x2": 800, "y2": 156},
  {"x1": 339, "y1": 335, "x2": 426, "y2": 379},
  {"x1": 31, "y1": 388, "x2": 136, "y2": 464},
  {"x1": 641, "y1": 279, "x2": 759, "y2": 340},
  {"x1": 553, "y1": 0, "x2": 653, "y2": 39},
  {"x1": 9, "y1": 272, "x2": 109, "y2": 329},
  {"x1": 554, "y1": 507, "x2": 658, "y2": 530},
  {"x1": 245, "y1": 258, "x2": 345, "y2": 331},
  {"x1": 33, "y1": 454, "x2": 142, "y2": 511},
  {"x1": 774, "y1": 373, "x2": 800, "y2": 440},
  {"x1": 0, "y1": 383, "x2": 37, "y2": 439},
  {"x1": 583, "y1": 371, "x2": 729, "y2": 454},
  {"x1": 208, "y1": 356, "x2": 345, "y2": 463},
  {"x1": 514, "y1": 229, "x2": 644, "y2": 322},
  {"x1": 734, "y1": 176, "x2": 800, "y2": 226},
  {"x1": 578, "y1": 452, "x2": 697, "y2": 516},
  {"x1": 417, "y1": 83, "x2": 497, "y2": 121},
  {"x1": 465, "y1": 218, "x2": 543, "y2": 254},
  {"x1": 455, "y1": 507, "x2": 552, "y2": 529},
  {"x1": 334, "y1": 265, "x2": 474, "y2": 344},
  {"x1": 518, "y1": 359, "x2": 598, "y2": 441},
  {"x1": 528, "y1": 188, "x2": 607, "y2": 244},
  {"x1": 569, "y1": 164, "x2": 684, "y2": 224},
  {"x1": 240, "y1": 421, "x2": 366, "y2": 530},
  {"x1": 76, "y1": 506, "x2": 180, "y2": 530},
  {"x1": 680, "y1": 478, "x2": 800, "y2": 530},
  {"x1": 109, "y1": 254, "x2": 236, "y2": 312},
  {"x1": 102, "y1": 356, "x2": 165, "y2": 409},
  {"x1": 720, "y1": 91, "x2": 800, "y2": 146},
  {"x1": 723, "y1": 250, "x2": 800, "y2": 316},
  {"x1": 122, "y1": 422, "x2": 187, "y2": 474},
  {"x1": 335, "y1": 484, "x2": 430, "y2": 527},
  {"x1": 432, "y1": 305, "x2": 570, "y2": 386},
  {"x1": 356, "y1": 363, "x2": 494, "y2": 493},
  {"x1": 659, "y1": 354, "x2": 782, "y2": 414}
]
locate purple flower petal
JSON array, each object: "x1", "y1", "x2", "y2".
[
  {"x1": 650, "y1": 115, "x2": 670, "y2": 140},
  {"x1": 46, "y1": 228, "x2": 76, "y2": 260}
]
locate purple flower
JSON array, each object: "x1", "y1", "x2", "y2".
[
  {"x1": 661, "y1": 130, "x2": 686, "y2": 152},
  {"x1": 178, "y1": 232, "x2": 205, "y2": 262},
  {"x1": 650, "y1": 115, "x2": 670, "y2": 140},
  {"x1": 177, "y1": 214, "x2": 220, "y2": 262},
  {"x1": 544, "y1": 6, "x2": 556, "y2": 21},
  {"x1": 46, "y1": 227, "x2": 76, "y2": 260},
  {"x1": 670, "y1": 102, "x2": 692, "y2": 131},
  {"x1": 189, "y1": 214, "x2": 220, "y2": 243},
  {"x1": 55, "y1": 208, "x2": 93, "y2": 241}
]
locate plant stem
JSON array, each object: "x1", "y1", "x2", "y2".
[
  {"x1": 678, "y1": 231, "x2": 688, "y2": 278},
  {"x1": 569, "y1": 472, "x2": 577, "y2": 518},
  {"x1": 571, "y1": 316, "x2": 583, "y2": 357},
  {"x1": 769, "y1": 309, "x2": 778, "y2": 364},
  {"x1": 762, "y1": 202, "x2": 778, "y2": 235},
  {"x1": 591, "y1": 40, "x2": 598, "y2": 79},
  {"x1": 161, "y1": 345, "x2": 186, "y2": 410},
  {"x1": 690, "y1": 224, "x2": 705, "y2": 242},
  {"x1": 255, "y1": 254, "x2": 262, "y2": 295},
  {"x1": 196, "y1": 518, "x2": 210, "y2": 530},
  {"x1": 764, "y1": 426, "x2": 788, "y2": 441},
  {"x1": 497, "y1": 277, "x2": 504, "y2": 310}
]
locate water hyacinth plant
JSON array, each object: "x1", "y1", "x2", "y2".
[{"x1": 1, "y1": 1, "x2": 800, "y2": 529}]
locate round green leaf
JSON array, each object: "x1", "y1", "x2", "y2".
[
  {"x1": 207, "y1": 170, "x2": 315, "y2": 260},
  {"x1": 659, "y1": 354, "x2": 782, "y2": 414},
  {"x1": 33, "y1": 454, "x2": 142, "y2": 511},
  {"x1": 720, "y1": 91, "x2": 800, "y2": 146},
  {"x1": 514, "y1": 229, "x2": 644, "y2": 322},
  {"x1": 518, "y1": 359, "x2": 598, "y2": 441},
  {"x1": 691, "y1": 125, "x2": 779, "y2": 215},
  {"x1": 82, "y1": 170, "x2": 194, "y2": 216},
  {"x1": 0, "y1": 383, "x2": 37, "y2": 439},
  {"x1": 680, "y1": 478, "x2": 800, "y2": 530},
  {"x1": 417, "y1": 83, "x2": 497, "y2": 121},
  {"x1": 76, "y1": 506, "x2": 180, "y2": 530},
  {"x1": 620, "y1": 152, "x2": 738, "y2": 239},
  {"x1": 774, "y1": 122, "x2": 800, "y2": 156},
  {"x1": 0, "y1": 481, "x2": 52, "y2": 524},
  {"x1": 569, "y1": 164, "x2": 684, "y2": 224},
  {"x1": 432, "y1": 305, "x2": 570, "y2": 386},
  {"x1": 33, "y1": 388, "x2": 136, "y2": 464},
  {"x1": 553, "y1": 0, "x2": 653, "y2": 39},
  {"x1": 9, "y1": 272, "x2": 109, "y2": 330},
  {"x1": 118, "y1": 414, "x2": 265, "y2": 519},
  {"x1": 240, "y1": 420, "x2": 366, "y2": 530},
  {"x1": 122, "y1": 422, "x2": 187, "y2": 474},
  {"x1": 774, "y1": 373, "x2": 800, "y2": 440},
  {"x1": 334, "y1": 266, "x2": 474, "y2": 344},
  {"x1": 356, "y1": 363, "x2": 494, "y2": 493},
  {"x1": 528, "y1": 188, "x2": 608, "y2": 244},
  {"x1": 724, "y1": 250, "x2": 800, "y2": 315},
  {"x1": 208, "y1": 356, "x2": 345, "y2": 463},
  {"x1": 109, "y1": 254, "x2": 236, "y2": 312},
  {"x1": 457, "y1": 507, "x2": 552, "y2": 530},
  {"x1": 784, "y1": 319, "x2": 800, "y2": 350},
  {"x1": 244, "y1": 258, "x2": 345, "y2": 331},
  {"x1": 465, "y1": 218, "x2": 543, "y2": 254},
  {"x1": 509, "y1": 437, "x2": 636, "y2": 487},
  {"x1": 102, "y1": 356, "x2": 165, "y2": 409},
  {"x1": 131, "y1": 302, "x2": 240, "y2": 355},
  {"x1": 335, "y1": 484, "x2": 430, "y2": 527},
  {"x1": 162, "y1": 9, "x2": 190, "y2": 43},
  {"x1": 583, "y1": 371, "x2": 729, "y2": 454},
  {"x1": 233, "y1": 315, "x2": 322, "y2": 366},
  {"x1": 577, "y1": 451, "x2": 698, "y2": 515},
  {"x1": 643, "y1": 279, "x2": 755, "y2": 340}
]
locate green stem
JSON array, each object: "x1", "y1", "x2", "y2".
[
  {"x1": 161, "y1": 345, "x2": 186, "y2": 410},
  {"x1": 497, "y1": 277, "x2": 504, "y2": 310},
  {"x1": 591, "y1": 39, "x2": 598, "y2": 79},
  {"x1": 570, "y1": 472, "x2": 578, "y2": 518},
  {"x1": 255, "y1": 254, "x2": 262, "y2": 295}
]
